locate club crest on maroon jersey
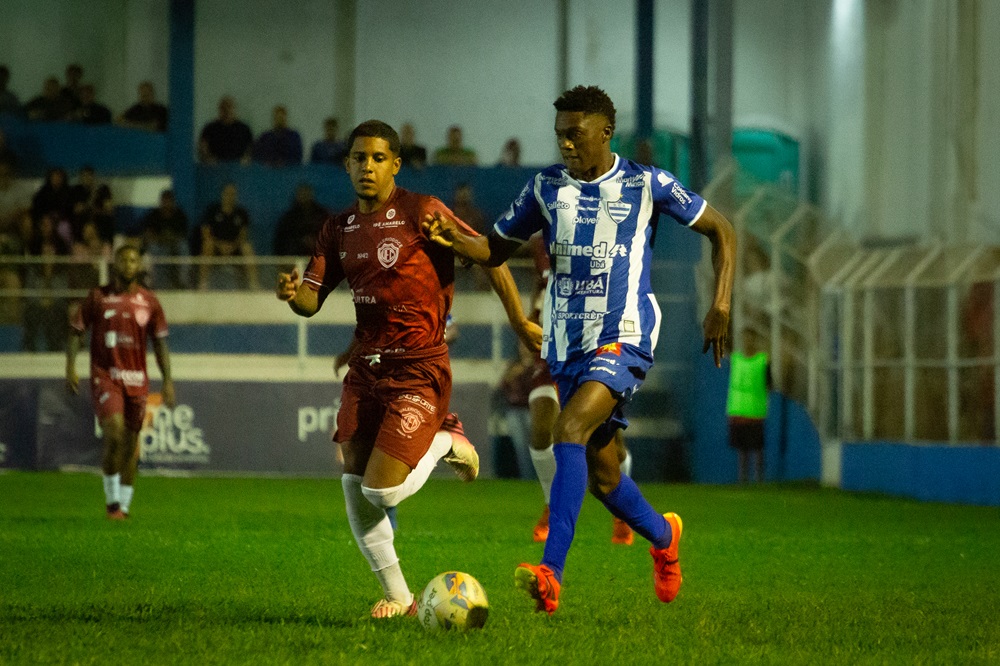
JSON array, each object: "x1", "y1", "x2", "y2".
[{"x1": 378, "y1": 238, "x2": 403, "y2": 268}]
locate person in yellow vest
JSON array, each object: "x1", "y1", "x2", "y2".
[{"x1": 726, "y1": 334, "x2": 772, "y2": 483}]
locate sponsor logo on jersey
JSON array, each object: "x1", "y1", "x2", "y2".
[
  {"x1": 344, "y1": 224, "x2": 360, "y2": 232},
  {"x1": 555, "y1": 274, "x2": 608, "y2": 298},
  {"x1": 617, "y1": 174, "x2": 645, "y2": 188},
  {"x1": 353, "y1": 294, "x2": 376, "y2": 304},
  {"x1": 554, "y1": 310, "x2": 603, "y2": 321},
  {"x1": 549, "y1": 240, "x2": 627, "y2": 259},
  {"x1": 377, "y1": 238, "x2": 403, "y2": 268},
  {"x1": 597, "y1": 342, "x2": 622, "y2": 356},
  {"x1": 104, "y1": 309, "x2": 116, "y2": 319},
  {"x1": 657, "y1": 172, "x2": 672, "y2": 187},
  {"x1": 573, "y1": 215, "x2": 598, "y2": 225},
  {"x1": 386, "y1": 208, "x2": 396, "y2": 219},
  {"x1": 110, "y1": 367, "x2": 146, "y2": 386},
  {"x1": 542, "y1": 174, "x2": 567, "y2": 186},
  {"x1": 357, "y1": 252, "x2": 369, "y2": 259},
  {"x1": 671, "y1": 182, "x2": 692, "y2": 206},
  {"x1": 577, "y1": 195, "x2": 600, "y2": 203},
  {"x1": 348, "y1": 214, "x2": 356, "y2": 223},
  {"x1": 606, "y1": 199, "x2": 632, "y2": 224},
  {"x1": 139, "y1": 398, "x2": 210, "y2": 466},
  {"x1": 374, "y1": 219, "x2": 406, "y2": 228},
  {"x1": 547, "y1": 200, "x2": 570, "y2": 210},
  {"x1": 135, "y1": 308, "x2": 150, "y2": 327}
]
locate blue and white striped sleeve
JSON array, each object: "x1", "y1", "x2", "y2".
[{"x1": 650, "y1": 167, "x2": 707, "y2": 227}]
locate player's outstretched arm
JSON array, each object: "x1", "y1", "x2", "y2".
[
  {"x1": 423, "y1": 211, "x2": 491, "y2": 263},
  {"x1": 484, "y1": 265, "x2": 543, "y2": 352},
  {"x1": 65, "y1": 328, "x2": 84, "y2": 395},
  {"x1": 276, "y1": 267, "x2": 320, "y2": 317},
  {"x1": 152, "y1": 336, "x2": 176, "y2": 408},
  {"x1": 691, "y1": 204, "x2": 736, "y2": 368}
]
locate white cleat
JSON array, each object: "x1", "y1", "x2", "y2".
[
  {"x1": 370, "y1": 596, "x2": 417, "y2": 619},
  {"x1": 440, "y1": 413, "x2": 479, "y2": 482}
]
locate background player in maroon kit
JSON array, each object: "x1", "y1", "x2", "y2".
[
  {"x1": 66, "y1": 244, "x2": 175, "y2": 520},
  {"x1": 276, "y1": 120, "x2": 540, "y2": 619},
  {"x1": 519, "y1": 234, "x2": 635, "y2": 545}
]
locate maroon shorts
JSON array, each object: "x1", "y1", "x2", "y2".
[
  {"x1": 335, "y1": 346, "x2": 452, "y2": 469},
  {"x1": 90, "y1": 368, "x2": 148, "y2": 432}
]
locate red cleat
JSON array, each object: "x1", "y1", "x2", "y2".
[
  {"x1": 514, "y1": 563, "x2": 560, "y2": 615},
  {"x1": 650, "y1": 512, "x2": 683, "y2": 602},
  {"x1": 611, "y1": 517, "x2": 634, "y2": 545},
  {"x1": 533, "y1": 506, "x2": 550, "y2": 542}
]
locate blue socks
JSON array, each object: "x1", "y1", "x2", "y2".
[
  {"x1": 541, "y1": 443, "x2": 588, "y2": 582},
  {"x1": 600, "y1": 474, "x2": 671, "y2": 549}
]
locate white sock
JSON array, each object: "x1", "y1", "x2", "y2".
[
  {"x1": 341, "y1": 474, "x2": 411, "y2": 604},
  {"x1": 403, "y1": 431, "x2": 453, "y2": 494},
  {"x1": 120, "y1": 485, "x2": 134, "y2": 514},
  {"x1": 103, "y1": 474, "x2": 121, "y2": 505},
  {"x1": 530, "y1": 446, "x2": 556, "y2": 504},
  {"x1": 620, "y1": 450, "x2": 633, "y2": 477}
]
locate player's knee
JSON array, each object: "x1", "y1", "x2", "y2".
[
  {"x1": 361, "y1": 483, "x2": 408, "y2": 509},
  {"x1": 552, "y1": 417, "x2": 592, "y2": 446},
  {"x1": 588, "y1": 469, "x2": 620, "y2": 498}
]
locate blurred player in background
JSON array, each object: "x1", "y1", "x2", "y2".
[
  {"x1": 424, "y1": 86, "x2": 735, "y2": 614},
  {"x1": 277, "y1": 120, "x2": 540, "y2": 619},
  {"x1": 518, "y1": 234, "x2": 635, "y2": 545},
  {"x1": 66, "y1": 244, "x2": 175, "y2": 520}
]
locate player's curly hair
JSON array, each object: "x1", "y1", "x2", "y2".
[
  {"x1": 553, "y1": 86, "x2": 616, "y2": 133},
  {"x1": 347, "y1": 120, "x2": 401, "y2": 156}
]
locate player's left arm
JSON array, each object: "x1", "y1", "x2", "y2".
[
  {"x1": 151, "y1": 335, "x2": 176, "y2": 408},
  {"x1": 690, "y1": 204, "x2": 736, "y2": 368},
  {"x1": 483, "y1": 265, "x2": 543, "y2": 352}
]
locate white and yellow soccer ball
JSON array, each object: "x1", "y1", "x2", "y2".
[{"x1": 417, "y1": 571, "x2": 489, "y2": 631}]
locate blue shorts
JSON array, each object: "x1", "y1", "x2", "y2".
[{"x1": 547, "y1": 343, "x2": 654, "y2": 437}]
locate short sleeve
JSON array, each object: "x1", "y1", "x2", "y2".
[
  {"x1": 423, "y1": 197, "x2": 479, "y2": 238},
  {"x1": 302, "y1": 218, "x2": 345, "y2": 299},
  {"x1": 494, "y1": 177, "x2": 544, "y2": 242},
  {"x1": 650, "y1": 167, "x2": 707, "y2": 226}
]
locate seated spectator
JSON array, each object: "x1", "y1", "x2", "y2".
[
  {"x1": 0, "y1": 65, "x2": 21, "y2": 115},
  {"x1": 22, "y1": 212, "x2": 71, "y2": 352},
  {"x1": 117, "y1": 81, "x2": 168, "y2": 132},
  {"x1": 60, "y1": 63, "x2": 84, "y2": 110},
  {"x1": 0, "y1": 129, "x2": 17, "y2": 166},
  {"x1": 199, "y1": 96, "x2": 253, "y2": 164},
  {"x1": 197, "y1": 183, "x2": 258, "y2": 289},
  {"x1": 69, "y1": 218, "x2": 111, "y2": 291},
  {"x1": 498, "y1": 138, "x2": 521, "y2": 167},
  {"x1": 31, "y1": 168, "x2": 74, "y2": 244},
  {"x1": 399, "y1": 123, "x2": 427, "y2": 169},
  {"x1": 433, "y1": 124, "x2": 477, "y2": 166},
  {"x1": 89, "y1": 185, "x2": 116, "y2": 246},
  {"x1": 142, "y1": 189, "x2": 189, "y2": 289},
  {"x1": 69, "y1": 166, "x2": 99, "y2": 241},
  {"x1": 69, "y1": 84, "x2": 112, "y2": 125},
  {"x1": 310, "y1": 117, "x2": 347, "y2": 165},
  {"x1": 0, "y1": 161, "x2": 34, "y2": 234},
  {"x1": 272, "y1": 183, "x2": 328, "y2": 256},
  {"x1": 253, "y1": 105, "x2": 303, "y2": 167},
  {"x1": 24, "y1": 76, "x2": 72, "y2": 121}
]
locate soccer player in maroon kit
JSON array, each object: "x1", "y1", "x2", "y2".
[
  {"x1": 276, "y1": 120, "x2": 540, "y2": 619},
  {"x1": 66, "y1": 244, "x2": 175, "y2": 520}
]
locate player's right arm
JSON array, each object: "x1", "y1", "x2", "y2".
[
  {"x1": 276, "y1": 217, "x2": 343, "y2": 317},
  {"x1": 276, "y1": 267, "x2": 320, "y2": 317}
]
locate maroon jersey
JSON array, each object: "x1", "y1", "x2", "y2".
[
  {"x1": 302, "y1": 187, "x2": 476, "y2": 355},
  {"x1": 70, "y1": 285, "x2": 168, "y2": 395}
]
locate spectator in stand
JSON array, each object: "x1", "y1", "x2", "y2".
[
  {"x1": 197, "y1": 182, "x2": 258, "y2": 290},
  {"x1": 69, "y1": 84, "x2": 112, "y2": 125},
  {"x1": 90, "y1": 185, "x2": 116, "y2": 247},
  {"x1": 0, "y1": 65, "x2": 21, "y2": 115},
  {"x1": 142, "y1": 189, "x2": 189, "y2": 289},
  {"x1": 24, "y1": 76, "x2": 72, "y2": 121},
  {"x1": 199, "y1": 96, "x2": 254, "y2": 164},
  {"x1": 69, "y1": 166, "x2": 99, "y2": 241},
  {"x1": 117, "y1": 81, "x2": 168, "y2": 132},
  {"x1": 0, "y1": 129, "x2": 17, "y2": 166},
  {"x1": 22, "y1": 211, "x2": 71, "y2": 352},
  {"x1": 69, "y1": 218, "x2": 111, "y2": 291},
  {"x1": 60, "y1": 63, "x2": 84, "y2": 110},
  {"x1": 253, "y1": 105, "x2": 303, "y2": 167},
  {"x1": 498, "y1": 138, "x2": 522, "y2": 167},
  {"x1": 310, "y1": 117, "x2": 348, "y2": 165},
  {"x1": 0, "y1": 161, "x2": 34, "y2": 233},
  {"x1": 272, "y1": 183, "x2": 328, "y2": 257},
  {"x1": 399, "y1": 123, "x2": 427, "y2": 169},
  {"x1": 434, "y1": 124, "x2": 477, "y2": 166},
  {"x1": 31, "y1": 168, "x2": 74, "y2": 243}
]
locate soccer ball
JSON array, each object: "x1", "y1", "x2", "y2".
[{"x1": 417, "y1": 571, "x2": 489, "y2": 631}]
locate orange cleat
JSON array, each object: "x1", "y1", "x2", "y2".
[
  {"x1": 533, "y1": 506, "x2": 550, "y2": 542},
  {"x1": 650, "y1": 512, "x2": 683, "y2": 602},
  {"x1": 370, "y1": 596, "x2": 418, "y2": 619},
  {"x1": 514, "y1": 563, "x2": 560, "y2": 615},
  {"x1": 611, "y1": 517, "x2": 634, "y2": 545},
  {"x1": 106, "y1": 503, "x2": 127, "y2": 521},
  {"x1": 440, "y1": 413, "x2": 479, "y2": 482}
]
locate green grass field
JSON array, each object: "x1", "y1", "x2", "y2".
[{"x1": 1, "y1": 472, "x2": 999, "y2": 665}]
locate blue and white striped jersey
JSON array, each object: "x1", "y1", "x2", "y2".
[{"x1": 494, "y1": 154, "x2": 706, "y2": 363}]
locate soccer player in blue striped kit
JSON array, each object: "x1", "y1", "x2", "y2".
[{"x1": 424, "y1": 86, "x2": 735, "y2": 614}]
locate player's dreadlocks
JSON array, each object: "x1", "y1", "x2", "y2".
[
  {"x1": 348, "y1": 119, "x2": 401, "y2": 156},
  {"x1": 553, "y1": 86, "x2": 617, "y2": 133}
]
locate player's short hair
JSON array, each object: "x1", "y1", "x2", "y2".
[
  {"x1": 554, "y1": 85, "x2": 617, "y2": 133},
  {"x1": 347, "y1": 120, "x2": 400, "y2": 156}
]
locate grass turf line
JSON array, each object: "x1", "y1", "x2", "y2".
[{"x1": 1, "y1": 472, "x2": 999, "y2": 664}]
